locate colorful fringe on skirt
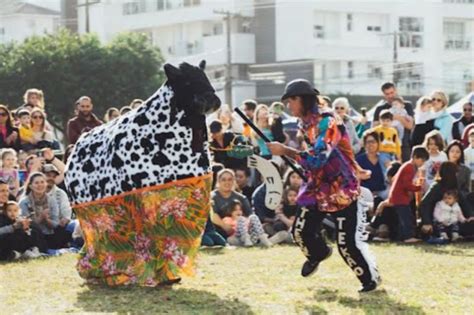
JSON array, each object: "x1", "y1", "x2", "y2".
[{"x1": 74, "y1": 174, "x2": 212, "y2": 287}]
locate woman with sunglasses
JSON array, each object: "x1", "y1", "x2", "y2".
[
  {"x1": 0, "y1": 105, "x2": 21, "y2": 150},
  {"x1": 30, "y1": 108, "x2": 54, "y2": 150},
  {"x1": 333, "y1": 97, "x2": 361, "y2": 155},
  {"x1": 430, "y1": 90, "x2": 454, "y2": 144},
  {"x1": 452, "y1": 102, "x2": 473, "y2": 141}
]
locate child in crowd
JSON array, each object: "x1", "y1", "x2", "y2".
[
  {"x1": 223, "y1": 199, "x2": 272, "y2": 247},
  {"x1": 16, "y1": 150, "x2": 28, "y2": 187},
  {"x1": 464, "y1": 129, "x2": 474, "y2": 192},
  {"x1": 17, "y1": 109, "x2": 35, "y2": 151},
  {"x1": 376, "y1": 146, "x2": 429, "y2": 243},
  {"x1": 433, "y1": 190, "x2": 465, "y2": 241},
  {"x1": 283, "y1": 169, "x2": 303, "y2": 191},
  {"x1": 0, "y1": 201, "x2": 40, "y2": 260},
  {"x1": 0, "y1": 149, "x2": 20, "y2": 198},
  {"x1": 372, "y1": 109, "x2": 401, "y2": 168},
  {"x1": 268, "y1": 187, "x2": 298, "y2": 244},
  {"x1": 389, "y1": 97, "x2": 410, "y2": 141},
  {"x1": 422, "y1": 130, "x2": 448, "y2": 189}
]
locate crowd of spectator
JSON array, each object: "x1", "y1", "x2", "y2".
[
  {"x1": 1, "y1": 82, "x2": 473, "y2": 261},
  {"x1": 0, "y1": 90, "x2": 143, "y2": 261}
]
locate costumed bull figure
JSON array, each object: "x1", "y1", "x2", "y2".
[{"x1": 64, "y1": 60, "x2": 221, "y2": 286}]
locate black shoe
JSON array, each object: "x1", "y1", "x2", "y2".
[
  {"x1": 301, "y1": 247, "x2": 332, "y2": 277},
  {"x1": 359, "y1": 281, "x2": 378, "y2": 293}
]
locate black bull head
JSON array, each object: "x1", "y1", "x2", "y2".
[{"x1": 164, "y1": 60, "x2": 221, "y2": 152}]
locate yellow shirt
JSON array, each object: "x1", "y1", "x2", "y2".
[
  {"x1": 372, "y1": 125, "x2": 401, "y2": 159},
  {"x1": 19, "y1": 125, "x2": 34, "y2": 143}
]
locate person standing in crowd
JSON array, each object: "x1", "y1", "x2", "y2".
[
  {"x1": 103, "y1": 107, "x2": 120, "y2": 123},
  {"x1": 216, "y1": 104, "x2": 244, "y2": 134},
  {"x1": 241, "y1": 99, "x2": 257, "y2": 138},
  {"x1": 67, "y1": 96, "x2": 103, "y2": 144},
  {"x1": 333, "y1": 97, "x2": 361, "y2": 155},
  {"x1": 0, "y1": 105, "x2": 21, "y2": 150},
  {"x1": 268, "y1": 79, "x2": 380, "y2": 292},
  {"x1": 411, "y1": 96, "x2": 434, "y2": 146},
  {"x1": 377, "y1": 146, "x2": 429, "y2": 243},
  {"x1": 422, "y1": 130, "x2": 448, "y2": 189},
  {"x1": 430, "y1": 90, "x2": 454, "y2": 144},
  {"x1": 452, "y1": 101, "x2": 473, "y2": 141},
  {"x1": 372, "y1": 82, "x2": 414, "y2": 161},
  {"x1": 464, "y1": 129, "x2": 474, "y2": 191}
]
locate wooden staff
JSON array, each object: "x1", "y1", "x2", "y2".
[{"x1": 234, "y1": 107, "x2": 308, "y2": 182}]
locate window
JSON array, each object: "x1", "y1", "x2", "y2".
[
  {"x1": 399, "y1": 17, "x2": 424, "y2": 48},
  {"x1": 444, "y1": 21, "x2": 470, "y2": 50},
  {"x1": 367, "y1": 26, "x2": 381, "y2": 32},
  {"x1": 0, "y1": 27, "x2": 5, "y2": 35},
  {"x1": 347, "y1": 61, "x2": 354, "y2": 79},
  {"x1": 313, "y1": 25, "x2": 324, "y2": 39},
  {"x1": 213, "y1": 22, "x2": 223, "y2": 35},
  {"x1": 368, "y1": 64, "x2": 383, "y2": 79},
  {"x1": 123, "y1": 1, "x2": 142, "y2": 15},
  {"x1": 346, "y1": 14, "x2": 352, "y2": 31},
  {"x1": 157, "y1": 0, "x2": 165, "y2": 10}
]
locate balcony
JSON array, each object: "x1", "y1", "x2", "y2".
[
  {"x1": 167, "y1": 33, "x2": 255, "y2": 66},
  {"x1": 444, "y1": 35, "x2": 471, "y2": 50}
]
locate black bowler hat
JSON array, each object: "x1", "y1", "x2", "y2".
[{"x1": 281, "y1": 79, "x2": 320, "y2": 101}]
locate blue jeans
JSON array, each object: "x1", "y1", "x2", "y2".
[{"x1": 393, "y1": 205, "x2": 415, "y2": 241}]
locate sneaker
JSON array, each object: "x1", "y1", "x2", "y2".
[
  {"x1": 426, "y1": 236, "x2": 449, "y2": 245},
  {"x1": 301, "y1": 246, "x2": 332, "y2": 277},
  {"x1": 440, "y1": 232, "x2": 448, "y2": 240},
  {"x1": 8, "y1": 250, "x2": 22, "y2": 261},
  {"x1": 242, "y1": 233, "x2": 253, "y2": 247},
  {"x1": 21, "y1": 249, "x2": 36, "y2": 259},
  {"x1": 403, "y1": 238, "x2": 422, "y2": 244},
  {"x1": 372, "y1": 236, "x2": 390, "y2": 242},
  {"x1": 359, "y1": 280, "x2": 378, "y2": 293},
  {"x1": 269, "y1": 231, "x2": 291, "y2": 245},
  {"x1": 452, "y1": 232, "x2": 462, "y2": 242},
  {"x1": 258, "y1": 233, "x2": 273, "y2": 247}
]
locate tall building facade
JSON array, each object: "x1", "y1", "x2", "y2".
[{"x1": 76, "y1": 0, "x2": 473, "y2": 105}]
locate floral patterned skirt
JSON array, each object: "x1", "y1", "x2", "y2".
[{"x1": 74, "y1": 174, "x2": 212, "y2": 287}]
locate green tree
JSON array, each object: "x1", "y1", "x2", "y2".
[{"x1": 0, "y1": 29, "x2": 165, "y2": 136}]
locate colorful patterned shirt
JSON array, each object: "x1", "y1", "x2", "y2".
[{"x1": 295, "y1": 108, "x2": 360, "y2": 212}]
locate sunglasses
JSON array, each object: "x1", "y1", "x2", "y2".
[
  {"x1": 0, "y1": 112, "x2": 8, "y2": 117},
  {"x1": 335, "y1": 107, "x2": 346, "y2": 110},
  {"x1": 464, "y1": 108, "x2": 472, "y2": 112},
  {"x1": 32, "y1": 115, "x2": 44, "y2": 119},
  {"x1": 432, "y1": 98, "x2": 443, "y2": 103}
]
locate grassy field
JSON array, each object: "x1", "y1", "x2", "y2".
[{"x1": 0, "y1": 242, "x2": 473, "y2": 314}]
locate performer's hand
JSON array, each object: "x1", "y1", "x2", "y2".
[{"x1": 267, "y1": 142, "x2": 286, "y2": 156}]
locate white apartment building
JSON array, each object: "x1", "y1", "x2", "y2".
[
  {"x1": 0, "y1": 0, "x2": 59, "y2": 44},
  {"x1": 77, "y1": 0, "x2": 256, "y2": 106},
  {"x1": 77, "y1": 0, "x2": 473, "y2": 105}
]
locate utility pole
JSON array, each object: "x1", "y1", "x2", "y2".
[
  {"x1": 77, "y1": 0, "x2": 101, "y2": 33},
  {"x1": 214, "y1": 10, "x2": 241, "y2": 106},
  {"x1": 379, "y1": 31, "x2": 400, "y2": 85}
]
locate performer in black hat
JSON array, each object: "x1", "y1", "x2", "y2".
[{"x1": 268, "y1": 79, "x2": 381, "y2": 292}]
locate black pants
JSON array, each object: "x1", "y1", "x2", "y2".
[
  {"x1": 292, "y1": 201, "x2": 379, "y2": 285},
  {"x1": 0, "y1": 227, "x2": 45, "y2": 260}
]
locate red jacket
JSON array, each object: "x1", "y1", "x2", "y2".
[{"x1": 388, "y1": 161, "x2": 421, "y2": 206}]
